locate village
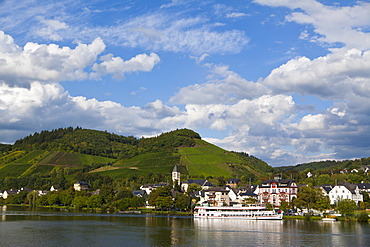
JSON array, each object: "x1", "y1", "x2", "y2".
[{"x1": 1, "y1": 165, "x2": 369, "y2": 218}]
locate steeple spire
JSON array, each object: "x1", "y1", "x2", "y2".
[{"x1": 172, "y1": 165, "x2": 181, "y2": 185}]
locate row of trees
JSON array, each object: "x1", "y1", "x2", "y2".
[
  {"x1": 10, "y1": 127, "x2": 200, "y2": 160},
  {"x1": 1, "y1": 184, "x2": 194, "y2": 212},
  {"x1": 280, "y1": 184, "x2": 370, "y2": 219}
]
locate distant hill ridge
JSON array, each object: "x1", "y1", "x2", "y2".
[
  {"x1": 1, "y1": 127, "x2": 368, "y2": 183},
  {"x1": 0, "y1": 127, "x2": 274, "y2": 181}
]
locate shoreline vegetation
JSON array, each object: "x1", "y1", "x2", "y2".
[{"x1": 2, "y1": 203, "x2": 369, "y2": 222}]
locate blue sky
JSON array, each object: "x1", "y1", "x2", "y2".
[{"x1": 0, "y1": 0, "x2": 369, "y2": 166}]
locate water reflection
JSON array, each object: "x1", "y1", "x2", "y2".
[
  {"x1": 1, "y1": 207, "x2": 370, "y2": 246},
  {"x1": 194, "y1": 219, "x2": 284, "y2": 246},
  {"x1": 1, "y1": 205, "x2": 6, "y2": 220},
  {"x1": 193, "y1": 218, "x2": 370, "y2": 246}
]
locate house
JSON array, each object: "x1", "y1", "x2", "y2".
[
  {"x1": 140, "y1": 184, "x2": 154, "y2": 195},
  {"x1": 74, "y1": 181, "x2": 90, "y2": 191},
  {"x1": 225, "y1": 187, "x2": 239, "y2": 202},
  {"x1": 225, "y1": 187, "x2": 258, "y2": 204},
  {"x1": 38, "y1": 190, "x2": 49, "y2": 196},
  {"x1": 133, "y1": 190, "x2": 147, "y2": 197},
  {"x1": 2, "y1": 189, "x2": 18, "y2": 199},
  {"x1": 239, "y1": 188, "x2": 259, "y2": 203},
  {"x1": 361, "y1": 166, "x2": 370, "y2": 173},
  {"x1": 329, "y1": 183, "x2": 363, "y2": 205},
  {"x1": 139, "y1": 183, "x2": 168, "y2": 195},
  {"x1": 181, "y1": 179, "x2": 213, "y2": 192},
  {"x1": 92, "y1": 189, "x2": 100, "y2": 195},
  {"x1": 20, "y1": 187, "x2": 33, "y2": 193},
  {"x1": 258, "y1": 175, "x2": 298, "y2": 207},
  {"x1": 316, "y1": 184, "x2": 333, "y2": 196},
  {"x1": 200, "y1": 187, "x2": 230, "y2": 206},
  {"x1": 50, "y1": 185, "x2": 59, "y2": 192},
  {"x1": 226, "y1": 178, "x2": 240, "y2": 188},
  {"x1": 357, "y1": 183, "x2": 370, "y2": 193}
]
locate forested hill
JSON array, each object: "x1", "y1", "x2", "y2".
[
  {"x1": 277, "y1": 158, "x2": 370, "y2": 173},
  {"x1": 12, "y1": 127, "x2": 200, "y2": 159},
  {"x1": 0, "y1": 127, "x2": 275, "y2": 187}
]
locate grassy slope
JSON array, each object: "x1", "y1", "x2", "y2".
[
  {"x1": 92, "y1": 139, "x2": 261, "y2": 179},
  {"x1": 0, "y1": 129, "x2": 273, "y2": 180},
  {"x1": 0, "y1": 150, "x2": 115, "y2": 178},
  {"x1": 178, "y1": 140, "x2": 252, "y2": 177},
  {"x1": 92, "y1": 152, "x2": 181, "y2": 178}
]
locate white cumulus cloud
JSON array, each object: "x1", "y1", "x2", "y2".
[
  {"x1": 92, "y1": 53, "x2": 160, "y2": 79},
  {"x1": 254, "y1": 0, "x2": 370, "y2": 49}
]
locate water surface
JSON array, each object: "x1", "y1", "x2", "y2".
[{"x1": 1, "y1": 206, "x2": 369, "y2": 246}]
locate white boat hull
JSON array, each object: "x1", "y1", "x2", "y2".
[
  {"x1": 194, "y1": 204, "x2": 283, "y2": 220},
  {"x1": 194, "y1": 214, "x2": 283, "y2": 220}
]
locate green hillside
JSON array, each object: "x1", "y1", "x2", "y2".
[
  {"x1": 90, "y1": 138, "x2": 273, "y2": 180},
  {"x1": 0, "y1": 150, "x2": 114, "y2": 180},
  {"x1": 278, "y1": 157, "x2": 370, "y2": 173},
  {"x1": 0, "y1": 127, "x2": 275, "y2": 190}
]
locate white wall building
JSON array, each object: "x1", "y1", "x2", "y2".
[
  {"x1": 329, "y1": 183, "x2": 363, "y2": 205},
  {"x1": 172, "y1": 165, "x2": 181, "y2": 185},
  {"x1": 258, "y1": 175, "x2": 297, "y2": 207},
  {"x1": 200, "y1": 187, "x2": 230, "y2": 206}
]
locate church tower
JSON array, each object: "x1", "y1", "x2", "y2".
[{"x1": 172, "y1": 165, "x2": 181, "y2": 185}]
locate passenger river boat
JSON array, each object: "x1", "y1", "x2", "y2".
[{"x1": 194, "y1": 204, "x2": 283, "y2": 220}]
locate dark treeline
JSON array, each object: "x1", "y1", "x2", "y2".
[
  {"x1": 0, "y1": 163, "x2": 171, "y2": 192},
  {"x1": 11, "y1": 127, "x2": 200, "y2": 159},
  {"x1": 234, "y1": 151, "x2": 277, "y2": 174},
  {"x1": 279, "y1": 158, "x2": 370, "y2": 173}
]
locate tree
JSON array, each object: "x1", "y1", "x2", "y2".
[
  {"x1": 173, "y1": 180, "x2": 181, "y2": 192},
  {"x1": 243, "y1": 197, "x2": 257, "y2": 205},
  {"x1": 361, "y1": 191, "x2": 370, "y2": 208},
  {"x1": 357, "y1": 211, "x2": 369, "y2": 222},
  {"x1": 279, "y1": 201, "x2": 291, "y2": 213},
  {"x1": 87, "y1": 195, "x2": 103, "y2": 209},
  {"x1": 155, "y1": 196, "x2": 173, "y2": 210},
  {"x1": 99, "y1": 184, "x2": 114, "y2": 204},
  {"x1": 72, "y1": 196, "x2": 89, "y2": 209},
  {"x1": 337, "y1": 199, "x2": 357, "y2": 217},
  {"x1": 27, "y1": 191, "x2": 39, "y2": 208},
  {"x1": 130, "y1": 196, "x2": 145, "y2": 209},
  {"x1": 13, "y1": 190, "x2": 28, "y2": 204},
  {"x1": 59, "y1": 189, "x2": 74, "y2": 206},
  {"x1": 294, "y1": 185, "x2": 327, "y2": 213},
  {"x1": 217, "y1": 177, "x2": 226, "y2": 187},
  {"x1": 186, "y1": 184, "x2": 202, "y2": 194},
  {"x1": 47, "y1": 192, "x2": 60, "y2": 205},
  {"x1": 115, "y1": 188, "x2": 133, "y2": 200},
  {"x1": 148, "y1": 186, "x2": 172, "y2": 206},
  {"x1": 314, "y1": 196, "x2": 330, "y2": 212},
  {"x1": 115, "y1": 198, "x2": 131, "y2": 211},
  {"x1": 174, "y1": 193, "x2": 192, "y2": 211}
]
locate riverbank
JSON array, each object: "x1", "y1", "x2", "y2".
[
  {"x1": 1, "y1": 203, "x2": 194, "y2": 216},
  {"x1": 2, "y1": 203, "x2": 369, "y2": 221}
]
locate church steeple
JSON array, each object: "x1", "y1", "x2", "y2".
[{"x1": 172, "y1": 165, "x2": 181, "y2": 185}]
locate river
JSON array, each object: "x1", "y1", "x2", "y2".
[{"x1": 1, "y1": 206, "x2": 369, "y2": 246}]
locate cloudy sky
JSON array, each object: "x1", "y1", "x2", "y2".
[{"x1": 0, "y1": 0, "x2": 369, "y2": 166}]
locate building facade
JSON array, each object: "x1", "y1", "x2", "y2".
[
  {"x1": 258, "y1": 175, "x2": 297, "y2": 207},
  {"x1": 172, "y1": 165, "x2": 181, "y2": 185},
  {"x1": 201, "y1": 187, "x2": 230, "y2": 206},
  {"x1": 329, "y1": 183, "x2": 363, "y2": 205},
  {"x1": 73, "y1": 181, "x2": 89, "y2": 191}
]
